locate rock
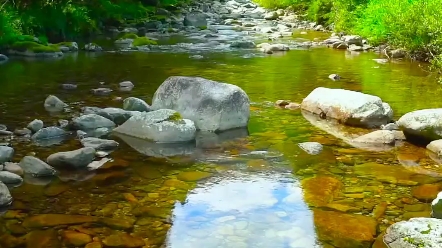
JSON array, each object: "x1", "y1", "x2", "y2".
[
  {"x1": 348, "y1": 44, "x2": 364, "y2": 51},
  {"x1": 301, "y1": 87, "x2": 393, "y2": 127},
  {"x1": 432, "y1": 191, "x2": 442, "y2": 219},
  {"x1": 0, "y1": 181, "x2": 12, "y2": 207},
  {"x1": 328, "y1": 74, "x2": 340, "y2": 81},
  {"x1": 230, "y1": 40, "x2": 256, "y2": 48},
  {"x1": 61, "y1": 83, "x2": 77, "y2": 90},
  {"x1": 96, "y1": 107, "x2": 136, "y2": 125},
  {"x1": 14, "y1": 128, "x2": 32, "y2": 136},
  {"x1": 23, "y1": 214, "x2": 98, "y2": 228},
  {"x1": 102, "y1": 233, "x2": 145, "y2": 247},
  {"x1": 0, "y1": 54, "x2": 9, "y2": 63},
  {"x1": 384, "y1": 218, "x2": 442, "y2": 248},
  {"x1": 177, "y1": 171, "x2": 211, "y2": 182},
  {"x1": 412, "y1": 184, "x2": 440, "y2": 201},
  {"x1": 84, "y1": 43, "x2": 102, "y2": 52},
  {"x1": 151, "y1": 76, "x2": 250, "y2": 132},
  {"x1": 119, "y1": 81, "x2": 134, "y2": 88},
  {"x1": 26, "y1": 229, "x2": 61, "y2": 248},
  {"x1": 58, "y1": 119, "x2": 69, "y2": 128},
  {"x1": 343, "y1": 35, "x2": 363, "y2": 46},
  {"x1": 123, "y1": 97, "x2": 151, "y2": 112},
  {"x1": 31, "y1": 126, "x2": 68, "y2": 141},
  {"x1": 0, "y1": 171, "x2": 23, "y2": 185},
  {"x1": 3, "y1": 162, "x2": 24, "y2": 176},
  {"x1": 427, "y1": 139, "x2": 442, "y2": 155},
  {"x1": 27, "y1": 119, "x2": 44, "y2": 133},
  {"x1": 86, "y1": 242, "x2": 103, "y2": 248},
  {"x1": 381, "y1": 123, "x2": 399, "y2": 130},
  {"x1": 298, "y1": 142, "x2": 323, "y2": 155},
  {"x1": 332, "y1": 42, "x2": 348, "y2": 49},
  {"x1": 285, "y1": 103, "x2": 300, "y2": 110},
  {"x1": 62, "y1": 230, "x2": 92, "y2": 247},
  {"x1": 47, "y1": 147, "x2": 96, "y2": 169},
  {"x1": 275, "y1": 100, "x2": 290, "y2": 107},
  {"x1": 113, "y1": 109, "x2": 196, "y2": 143},
  {"x1": 302, "y1": 176, "x2": 342, "y2": 207},
  {"x1": 82, "y1": 106, "x2": 102, "y2": 115},
  {"x1": 184, "y1": 12, "x2": 207, "y2": 28},
  {"x1": 0, "y1": 124, "x2": 7, "y2": 131},
  {"x1": 77, "y1": 130, "x2": 88, "y2": 139},
  {"x1": 393, "y1": 131, "x2": 406, "y2": 140},
  {"x1": 0, "y1": 146, "x2": 14, "y2": 164},
  {"x1": 314, "y1": 209, "x2": 377, "y2": 248},
  {"x1": 397, "y1": 109, "x2": 442, "y2": 142},
  {"x1": 44, "y1": 95, "x2": 68, "y2": 112},
  {"x1": 81, "y1": 137, "x2": 119, "y2": 151},
  {"x1": 389, "y1": 49, "x2": 406, "y2": 59},
  {"x1": 264, "y1": 11, "x2": 278, "y2": 20},
  {"x1": 72, "y1": 114, "x2": 116, "y2": 131},
  {"x1": 99, "y1": 218, "x2": 134, "y2": 230},
  {"x1": 19, "y1": 156, "x2": 57, "y2": 177},
  {"x1": 91, "y1": 88, "x2": 113, "y2": 95},
  {"x1": 352, "y1": 130, "x2": 395, "y2": 144}
]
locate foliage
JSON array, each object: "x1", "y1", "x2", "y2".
[{"x1": 133, "y1": 36, "x2": 158, "y2": 46}]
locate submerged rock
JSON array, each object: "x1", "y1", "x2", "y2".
[
  {"x1": 62, "y1": 230, "x2": 92, "y2": 247},
  {"x1": 384, "y1": 218, "x2": 442, "y2": 248},
  {"x1": 96, "y1": 107, "x2": 136, "y2": 125},
  {"x1": 301, "y1": 87, "x2": 393, "y2": 127},
  {"x1": 298, "y1": 142, "x2": 323, "y2": 155},
  {"x1": 0, "y1": 146, "x2": 14, "y2": 164},
  {"x1": 151, "y1": 76, "x2": 250, "y2": 132},
  {"x1": 427, "y1": 139, "x2": 442, "y2": 156},
  {"x1": 47, "y1": 147, "x2": 96, "y2": 169},
  {"x1": 19, "y1": 156, "x2": 56, "y2": 177},
  {"x1": 0, "y1": 181, "x2": 13, "y2": 207},
  {"x1": 113, "y1": 109, "x2": 196, "y2": 143},
  {"x1": 352, "y1": 130, "x2": 396, "y2": 144},
  {"x1": 123, "y1": 97, "x2": 151, "y2": 112},
  {"x1": 44, "y1": 95, "x2": 68, "y2": 112},
  {"x1": 23, "y1": 214, "x2": 98, "y2": 228},
  {"x1": 31, "y1": 126, "x2": 68, "y2": 141},
  {"x1": 72, "y1": 114, "x2": 116, "y2": 130},
  {"x1": 102, "y1": 233, "x2": 145, "y2": 248},
  {"x1": 397, "y1": 109, "x2": 442, "y2": 142},
  {"x1": 26, "y1": 229, "x2": 61, "y2": 248},
  {"x1": 81, "y1": 137, "x2": 119, "y2": 151},
  {"x1": 302, "y1": 176, "x2": 342, "y2": 207}
]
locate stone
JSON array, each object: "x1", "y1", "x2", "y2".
[
  {"x1": 381, "y1": 123, "x2": 399, "y2": 130},
  {"x1": 151, "y1": 76, "x2": 250, "y2": 132},
  {"x1": 23, "y1": 214, "x2": 98, "y2": 228},
  {"x1": 44, "y1": 95, "x2": 68, "y2": 112},
  {"x1": 184, "y1": 12, "x2": 207, "y2": 28},
  {"x1": 177, "y1": 171, "x2": 212, "y2": 182},
  {"x1": 302, "y1": 176, "x2": 342, "y2": 207},
  {"x1": 3, "y1": 162, "x2": 24, "y2": 176},
  {"x1": 61, "y1": 83, "x2": 77, "y2": 90},
  {"x1": 0, "y1": 146, "x2": 14, "y2": 164},
  {"x1": 77, "y1": 130, "x2": 88, "y2": 139},
  {"x1": 81, "y1": 137, "x2": 119, "y2": 151},
  {"x1": 14, "y1": 128, "x2": 32, "y2": 136},
  {"x1": 0, "y1": 54, "x2": 9, "y2": 63},
  {"x1": 123, "y1": 97, "x2": 151, "y2": 112},
  {"x1": 393, "y1": 130, "x2": 406, "y2": 140},
  {"x1": 384, "y1": 218, "x2": 442, "y2": 248},
  {"x1": 26, "y1": 229, "x2": 61, "y2": 248},
  {"x1": 397, "y1": 109, "x2": 442, "y2": 142},
  {"x1": 333, "y1": 42, "x2": 348, "y2": 49},
  {"x1": 72, "y1": 114, "x2": 116, "y2": 130},
  {"x1": 0, "y1": 181, "x2": 12, "y2": 207},
  {"x1": 0, "y1": 171, "x2": 23, "y2": 185},
  {"x1": 275, "y1": 100, "x2": 290, "y2": 107},
  {"x1": 329, "y1": 74, "x2": 340, "y2": 81},
  {"x1": 58, "y1": 119, "x2": 69, "y2": 128},
  {"x1": 301, "y1": 87, "x2": 393, "y2": 127},
  {"x1": 31, "y1": 126, "x2": 68, "y2": 140},
  {"x1": 348, "y1": 45, "x2": 363, "y2": 51},
  {"x1": 119, "y1": 81, "x2": 134, "y2": 88},
  {"x1": 27, "y1": 119, "x2": 44, "y2": 133},
  {"x1": 352, "y1": 130, "x2": 395, "y2": 144},
  {"x1": 431, "y1": 191, "x2": 442, "y2": 219},
  {"x1": 285, "y1": 102, "x2": 301, "y2": 110},
  {"x1": 230, "y1": 40, "x2": 256, "y2": 48},
  {"x1": 62, "y1": 230, "x2": 92, "y2": 247},
  {"x1": 84, "y1": 43, "x2": 102, "y2": 52},
  {"x1": 298, "y1": 142, "x2": 323, "y2": 155},
  {"x1": 91, "y1": 88, "x2": 113, "y2": 95},
  {"x1": 258, "y1": 43, "x2": 290, "y2": 53},
  {"x1": 99, "y1": 218, "x2": 135, "y2": 230},
  {"x1": 412, "y1": 184, "x2": 440, "y2": 201},
  {"x1": 113, "y1": 109, "x2": 196, "y2": 143},
  {"x1": 96, "y1": 107, "x2": 136, "y2": 125},
  {"x1": 102, "y1": 233, "x2": 145, "y2": 247},
  {"x1": 342, "y1": 35, "x2": 363, "y2": 46},
  {"x1": 314, "y1": 209, "x2": 377, "y2": 248},
  {"x1": 427, "y1": 139, "x2": 442, "y2": 156},
  {"x1": 19, "y1": 156, "x2": 56, "y2": 177},
  {"x1": 389, "y1": 49, "x2": 406, "y2": 59},
  {"x1": 264, "y1": 11, "x2": 278, "y2": 20},
  {"x1": 47, "y1": 147, "x2": 96, "y2": 169}
]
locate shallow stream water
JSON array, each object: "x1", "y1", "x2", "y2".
[{"x1": 1, "y1": 31, "x2": 442, "y2": 248}]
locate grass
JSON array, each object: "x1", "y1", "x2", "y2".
[
  {"x1": 10, "y1": 41, "x2": 61, "y2": 53},
  {"x1": 132, "y1": 37, "x2": 157, "y2": 46}
]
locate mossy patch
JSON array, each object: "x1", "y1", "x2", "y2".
[
  {"x1": 199, "y1": 26, "x2": 207, "y2": 30},
  {"x1": 132, "y1": 37, "x2": 157, "y2": 46},
  {"x1": 10, "y1": 41, "x2": 61, "y2": 53},
  {"x1": 166, "y1": 112, "x2": 182, "y2": 122}
]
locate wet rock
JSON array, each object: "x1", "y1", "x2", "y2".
[
  {"x1": 87, "y1": 157, "x2": 111, "y2": 170},
  {"x1": 96, "y1": 107, "x2": 136, "y2": 125},
  {"x1": 14, "y1": 128, "x2": 32, "y2": 136},
  {"x1": 275, "y1": 100, "x2": 290, "y2": 107},
  {"x1": 86, "y1": 242, "x2": 103, "y2": 248},
  {"x1": 82, "y1": 106, "x2": 102, "y2": 115},
  {"x1": 63, "y1": 230, "x2": 92, "y2": 247},
  {"x1": 84, "y1": 43, "x2": 102, "y2": 52},
  {"x1": 333, "y1": 42, "x2": 348, "y2": 49},
  {"x1": 328, "y1": 74, "x2": 340, "y2": 81},
  {"x1": 26, "y1": 229, "x2": 61, "y2": 248},
  {"x1": 44, "y1": 95, "x2": 68, "y2": 112},
  {"x1": 342, "y1": 35, "x2": 363, "y2": 46},
  {"x1": 381, "y1": 123, "x2": 399, "y2": 130},
  {"x1": 113, "y1": 109, "x2": 196, "y2": 143},
  {"x1": 58, "y1": 119, "x2": 69, "y2": 128},
  {"x1": 44, "y1": 181, "x2": 69, "y2": 196},
  {"x1": 314, "y1": 209, "x2": 377, "y2": 248},
  {"x1": 61, "y1": 83, "x2": 77, "y2": 90},
  {"x1": 31, "y1": 126, "x2": 68, "y2": 140},
  {"x1": 264, "y1": 11, "x2": 278, "y2": 20},
  {"x1": 77, "y1": 130, "x2": 88, "y2": 139},
  {"x1": 0, "y1": 54, "x2": 8, "y2": 63},
  {"x1": 427, "y1": 139, "x2": 442, "y2": 156},
  {"x1": 3, "y1": 162, "x2": 23, "y2": 176},
  {"x1": 99, "y1": 217, "x2": 135, "y2": 230},
  {"x1": 301, "y1": 87, "x2": 393, "y2": 127},
  {"x1": 151, "y1": 76, "x2": 250, "y2": 132},
  {"x1": 431, "y1": 191, "x2": 442, "y2": 219},
  {"x1": 81, "y1": 137, "x2": 119, "y2": 151},
  {"x1": 285, "y1": 102, "x2": 301, "y2": 110},
  {"x1": 72, "y1": 114, "x2": 116, "y2": 131},
  {"x1": 230, "y1": 40, "x2": 256, "y2": 48},
  {"x1": 389, "y1": 49, "x2": 406, "y2": 59},
  {"x1": 0, "y1": 171, "x2": 23, "y2": 185},
  {"x1": 258, "y1": 43, "x2": 290, "y2": 53},
  {"x1": 27, "y1": 119, "x2": 44, "y2": 133},
  {"x1": 47, "y1": 147, "x2": 96, "y2": 169},
  {"x1": 397, "y1": 109, "x2": 442, "y2": 142},
  {"x1": 384, "y1": 218, "x2": 442, "y2": 248},
  {"x1": 119, "y1": 81, "x2": 134, "y2": 88},
  {"x1": 91, "y1": 88, "x2": 113, "y2": 95},
  {"x1": 352, "y1": 130, "x2": 395, "y2": 144},
  {"x1": 0, "y1": 146, "x2": 14, "y2": 164},
  {"x1": 412, "y1": 184, "x2": 440, "y2": 201},
  {"x1": 0, "y1": 181, "x2": 13, "y2": 207},
  {"x1": 19, "y1": 156, "x2": 56, "y2": 177},
  {"x1": 177, "y1": 171, "x2": 211, "y2": 182},
  {"x1": 123, "y1": 97, "x2": 151, "y2": 112},
  {"x1": 298, "y1": 142, "x2": 323, "y2": 155},
  {"x1": 302, "y1": 176, "x2": 342, "y2": 207},
  {"x1": 103, "y1": 233, "x2": 145, "y2": 247},
  {"x1": 184, "y1": 12, "x2": 207, "y2": 28},
  {"x1": 348, "y1": 44, "x2": 363, "y2": 51},
  {"x1": 23, "y1": 214, "x2": 98, "y2": 228},
  {"x1": 393, "y1": 130, "x2": 406, "y2": 140}
]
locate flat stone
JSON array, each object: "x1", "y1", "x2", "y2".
[
  {"x1": 353, "y1": 130, "x2": 395, "y2": 144},
  {"x1": 102, "y1": 233, "x2": 145, "y2": 247},
  {"x1": 302, "y1": 176, "x2": 342, "y2": 207},
  {"x1": 47, "y1": 147, "x2": 96, "y2": 169},
  {"x1": 324, "y1": 203, "x2": 360, "y2": 213}
]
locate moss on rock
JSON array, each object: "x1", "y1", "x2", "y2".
[
  {"x1": 132, "y1": 36, "x2": 158, "y2": 46},
  {"x1": 10, "y1": 41, "x2": 61, "y2": 53}
]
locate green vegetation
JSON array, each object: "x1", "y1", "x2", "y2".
[
  {"x1": 120, "y1": 33, "x2": 139, "y2": 40},
  {"x1": 166, "y1": 112, "x2": 183, "y2": 122},
  {"x1": 133, "y1": 37, "x2": 158, "y2": 46},
  {"x1": 10, "y1": 41, "x2": 61, "y2": 53}
]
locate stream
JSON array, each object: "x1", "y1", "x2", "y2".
[{"x1": 1, "y1": 0, "x2": 442, "y2": 248}]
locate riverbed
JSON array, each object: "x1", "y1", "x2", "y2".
[{"x1": 1, "y1": 2, "x2": 442, "y2": 248}]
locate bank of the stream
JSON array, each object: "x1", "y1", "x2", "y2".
[{"x1": 2, "y1": 0, "x2": 442, "y2": 248}]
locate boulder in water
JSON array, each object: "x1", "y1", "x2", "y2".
[
  {"x1": 397, "y1": 109, "x2": 442, "y2": 142},
  {"x1": 44, "y1": 95, "x2": 68, "y2": 112},
  {"x1": 27, "y1": 119, "x2": 44, "y2": 133},
  {"x1": 123, "y1": 97, "x2": 151, "y2": 112},
  {"x1": 384, "y1": 218, "x2": 442, "y2": 248},
  {"x1": 0, "y1": 146, "x2": 14, "y2": 164},
  {"x1": 19, "y1": 156, "x2": 56, "y2": 177},
  {"x1": 301, "y1": 87, "x2": 393, "y2": 127},
  {"x1": 151, "y1": 76, "x2": 250, "y2": 132},
  {"x1": 47, "y1": 147, "x2": 96, "y2": 169},
  {"x1": 72, "y1": 114, "x2": 116, "y2": 131}
]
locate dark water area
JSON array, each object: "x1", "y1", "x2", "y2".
[{"x1": 0, "y1": 46, "x2": 442, "y2": 248}]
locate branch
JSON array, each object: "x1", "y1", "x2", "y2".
[{"x1": 0, "y1": 0, "x2": 9, "y2": 11}]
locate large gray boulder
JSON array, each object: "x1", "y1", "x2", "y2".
[
  {"x1": 151, "y1": 76, "x2": 250, "y2": 132},
  {"x1": 0, "y1": 146, "x2": 14, "y2": 164},
  {"x1": 384, "y1": 218, "x2": 442, "y2": 248},
  {"x1": 113, "y1": 109, "x2": 196, "y2": 143},
  {"x1": 47, "y1": 147, "x2": 96, "y2": 169},
  {"x1": 301, "y1": 87, "x2": 393, "y2": 127},
  {"x1": 72, "y1": 114, "x2": 116, "y2": 130},
  {"x1": 0, "y1": 182, "x2": 12, "y2": 207},
  {"x1": 397, "y1": 109, "x2": 442, "y2": 142},
  {"x1": 19, "y1": 156, "x2": 56, "y2": 177},
  {"x1": 184, "y1": 12, "x2": 207, "y2": 27},
  {"x1": 0, "y1": 171, "x2": 23, "y2": 185}
]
